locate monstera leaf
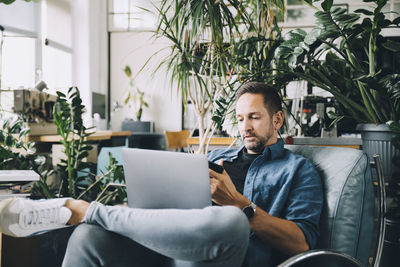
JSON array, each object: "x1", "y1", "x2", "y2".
[{"x1": 0, "y1": 0, "x2": 33, "y2": 4}]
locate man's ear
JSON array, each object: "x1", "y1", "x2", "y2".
[{"x1": 273, "y1": 111, "x2": 284, "y2": 130}]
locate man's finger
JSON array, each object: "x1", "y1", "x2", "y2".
[{"x1": 209, "y1": 169, "x2": 224, "y2": 180}]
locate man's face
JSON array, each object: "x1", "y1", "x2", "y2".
[{"x1": 236, "y1": 93, "x2": 278, "y2": 154}]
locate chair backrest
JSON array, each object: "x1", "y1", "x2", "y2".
[
  {"x1": 164, "y1": 130, "x2": 190, "y2": 150},
  {"x1": 285, "y1": 145, "x2": 374, "y2": 267}
]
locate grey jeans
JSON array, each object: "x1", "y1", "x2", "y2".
[{"x1": 62, "y1": 202, "x2": 250, "y2": 267}]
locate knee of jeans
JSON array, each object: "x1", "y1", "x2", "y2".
[
  {"x1": 203, "y1": 206, "x2": 250, "y2": 243},
  {"x1": 67, "y1": 224, "x2": 104, "y2": 252}
]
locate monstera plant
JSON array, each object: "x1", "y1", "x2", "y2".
[{"x1": 275, "y1": 0, "x2": 400, "y2": 127}]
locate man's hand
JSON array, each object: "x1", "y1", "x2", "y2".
[
  {"x1": 209, "y1": 161, "x2": 249, "y2": 208},
  {"x1": 65, "y1": 199, "x2": 90, "y2": 225}
]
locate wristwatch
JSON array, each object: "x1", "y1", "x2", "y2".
[{"x1": 242, "y1": 202, "x2": 256, "y2": 219}]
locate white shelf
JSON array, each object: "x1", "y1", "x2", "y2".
[{"x1": 0, "y1": 170, "x2": 39, "y2": 182}]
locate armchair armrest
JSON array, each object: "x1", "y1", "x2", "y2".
[{"x1": 276, "y1": 249, "x2": 362, "y2": 267}]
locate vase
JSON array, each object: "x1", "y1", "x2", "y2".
[
  {"x1": 121, "y1": 120, "x2": 154, "y2": 133},
  {"x1": 357, "y1": 123, "x2": 400, "y2": 180}
]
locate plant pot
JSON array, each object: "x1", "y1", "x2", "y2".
[
  {"x1": 121, "y1": 120, "x2": 154, "y2": 133},
  {"x1": 357, "y1": 123, "x2": 400, "y2": 179},
  {"x1": 2, "y1": 226, "x2": 75, "y2": 267}
]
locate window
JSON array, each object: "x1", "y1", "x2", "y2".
[
  {"x1": 0, "y1": 0, "x2": 72, "y2": 95},
  {"x1": 42, "y1": 0, "x2": 73, "y2": 94},
  {"x1": 0, "y1": 36, "x2": 36, "y2": 90},
  {"x1": 42, "y1": 45, "x2": 72, "y2": 95},
  {"x1": 108, "y1": 0, "x2": 158, "y2": 31}
]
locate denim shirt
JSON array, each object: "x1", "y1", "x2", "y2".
[{"x1": 207, "y1": 139, "x2": 323, "y2": 267}]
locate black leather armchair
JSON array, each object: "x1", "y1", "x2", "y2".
[{"x1": 280, "y1": 145, "x2": 376, "y2": 266}]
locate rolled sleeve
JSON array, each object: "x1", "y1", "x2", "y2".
[{"x1": 284, "y1": 160, "x2": 323, "y2": 249}]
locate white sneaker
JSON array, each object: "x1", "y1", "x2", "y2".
[{"x1": 0, "y1": 198, "x2": 72, "y2": 237}]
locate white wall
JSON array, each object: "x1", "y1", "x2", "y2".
[
  {"x1": 110, "y1": 31, "x2": 182, "y2": 133},
  {"x1": 0, "y1": 1, "x2": 38, "y2": 34},
  {"x1": 71, "y1": 0, "x2": 108, "y2": 127}
]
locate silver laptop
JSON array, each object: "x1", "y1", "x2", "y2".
[{"x1": 122, "y1": 148, "x2": 212, "y2": 209}]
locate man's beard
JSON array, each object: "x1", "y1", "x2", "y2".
[{"x1": 243, "y1": 133, "x2": 269, "y2": 153}]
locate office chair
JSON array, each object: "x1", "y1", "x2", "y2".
[
  {"x1": 164, "y1": 130, "x2": 190, "y2": 152},
  {"x1": 279, "y1": 147, "x2": 386, "y2": 267}
]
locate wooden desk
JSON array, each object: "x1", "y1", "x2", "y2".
[
  {"x1": 26, "y1": 131, "x2": 132, "y2": 143},
  {"x1": 186, "y1": 137, "x2": 237, "y2": 151},
  {"x1": 186, "y1": 137, "x2": 236, "y2": 146},
  {"x1": 13, "y1": 131, "x2": 132, "y2": 159}
]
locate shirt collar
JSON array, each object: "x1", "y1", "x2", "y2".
[{"x1": 261, "y1": 139, "x2": 284, "y2": 160}]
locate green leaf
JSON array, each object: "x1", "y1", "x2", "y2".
[
  {"x1": 304, "y1": 28, "x2": 321, "y2": 45},
  {"x1": 285, "y1": 29, "x2": 307, "y2": 42},
  {"x1": 1, "y1": 0, "x2": 17, "y2": 4},
  {"x1": 293, "y1": 47, "x2": 304, "y2": 57},
  {"x1": 15, "y1": 140, "x2": 24, "y2": 149},
  {"x1": 354, "y1": 9, "x2": 373, "y2": 16},
  {"x1": 19, "y1": 128, "x2": 31, "y2": 138},
  {"x1": 56, "y1": 91, "x2": 66, "y2": 98},
  {"x1": 3, "y1": 119, "x2": 11, "y2": 129},
  {"x1": 26, "y1": 148, "x2": 36, "y2": 154},
  {"x1": 9, "y1": 120, "x2": 22, "y2": 133},
  {"x1": 321, "y1": 0, "x2": 333, "y2": 12},
  {"x1": 387, "y1": 120, "x2": 400, "y2": 132},
  {"x1": 5, "y1": 135, "x2": 14, "y2": 147},
  {"x1": 34, "y1": 156, "x2": 46, "y2": 166},
  {"x1": 124, "y1": 65, "x2": 132, "y2": 77}
]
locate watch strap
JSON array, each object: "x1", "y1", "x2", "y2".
[{"x1": 242, "y1": 202, "x2": 256, "y2": 219}]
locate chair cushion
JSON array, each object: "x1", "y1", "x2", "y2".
[{"x1": 285, "y1": 145, "x2": 374, "y2": 266}]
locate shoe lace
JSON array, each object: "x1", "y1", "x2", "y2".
[{"x1": 20, "y1": 207, "x2": 60, "y2": 229}]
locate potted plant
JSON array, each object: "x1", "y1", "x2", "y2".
[
  {"x1": 121, "y1": 65, "x2": 153, "y2": 133},
  {"x1": 274, "y1": 1, "x2": 400, "y2": 251},
  {"x1": 275, "y1": 0, "x2": 400, "y2": 178},
  {"x1": 151, "y1": 0, "x2": 285, "y2": 153},
  {"x1": 0, "y1": 88, "x2": 126, "y2": 266},
  {"x1": 48, "y1": 87, "x2": 126, "y2": 202},
  {"x1": 123, "y1": 65, "x2": 149, "y2": 121}
]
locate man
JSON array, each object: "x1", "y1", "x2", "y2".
[{"x1": 0, "y1": 82, "x2": 323, "y2": 267}]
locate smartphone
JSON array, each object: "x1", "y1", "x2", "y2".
[{"x1": 208, "y1": 161, "x2": 224, "y2": 174}]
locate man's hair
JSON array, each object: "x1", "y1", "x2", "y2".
[{"x1": 236, "y1": 82, "x2": 282, "y2": 115}]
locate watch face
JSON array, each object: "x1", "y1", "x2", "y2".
[{"x1": 243, "y1": 206, "x2": 255, "y2": 219}]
